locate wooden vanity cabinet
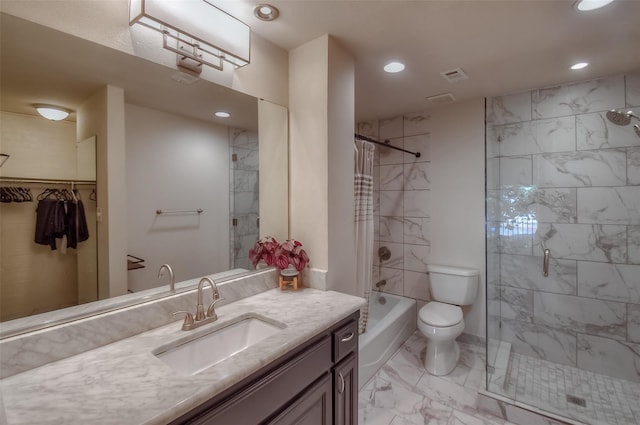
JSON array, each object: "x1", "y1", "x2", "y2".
[
  {"x1": 331, "y1": 320, "x2": 358, "y2": 425},
  {"x1": 332, "y1": 353, "x2": 357, "y2": 425},
  {"x1": 171, "y1": 311, "x2": 359, "y2": 425}
]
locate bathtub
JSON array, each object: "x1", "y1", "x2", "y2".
[{"x1": 358, "y1": 291, "x2": 417, "y2": 389}]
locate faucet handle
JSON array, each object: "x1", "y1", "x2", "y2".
[
  {"x1": 206, "y1": 298, "x2": 226, "y2": 319},
  {"x1": 173, "y1": 311, "x2": 195, "y2": 328}
]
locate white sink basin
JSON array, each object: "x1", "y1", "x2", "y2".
[{"x1": 154, "y1": 316, "x2": 284, "y2": 375}]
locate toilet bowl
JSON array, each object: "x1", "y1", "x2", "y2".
[
  {"x1": 418, "y1": 301, "x2": 465, "y2": 375},
  {"x1": 417, "y1": 264, "x2": 479, "y2": 376}
]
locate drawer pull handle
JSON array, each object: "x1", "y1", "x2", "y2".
[
  {"x1": 338, "y1": 372, "x2": 345, "y2": 394},
  {"x1": 341, "y1": 332, "x2": 354, "y2": 342}
]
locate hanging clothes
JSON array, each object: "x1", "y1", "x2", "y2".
[
  {"x1": 66, "y1": 190, "x2": 89, "y2": 249},
  {"x1": 34, "y1": 188, "x2": 89, "y2": 250},
  {"x1": 0, "y1": 186, "x2": 33, "y2": 203},
  {"x1": 34, "y1": 199, "x2": 66, "y2": 250}
]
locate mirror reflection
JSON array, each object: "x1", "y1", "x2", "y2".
[{"x1": 0, "y1": 13, "x2": 287, "y2": 330}]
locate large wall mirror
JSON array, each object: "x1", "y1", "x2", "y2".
[{"x1": 0, "y1": 13, "x2": 289, "y2": 336}]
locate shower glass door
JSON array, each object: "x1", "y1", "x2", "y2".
[{"x1": 485, "y1": 71, "x2": 640, "y2": 425}]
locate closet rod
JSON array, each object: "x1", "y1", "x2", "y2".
[
  {"x1": 0, "y1": 176, "x2": 96, "y2": 185},
  {"x1": 354, "y1": 133, "x2": 421, "y2": 158}
]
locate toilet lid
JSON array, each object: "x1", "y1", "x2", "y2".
[{"x1": 419, "y1": 302, "x2": 463, "y2": 327}]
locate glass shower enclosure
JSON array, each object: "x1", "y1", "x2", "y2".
[{"x1": 485, "y1": 71, "x2": 640, "y2": 425}]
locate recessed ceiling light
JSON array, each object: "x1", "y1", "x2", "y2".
[
  {"x1": 215, "y1": 111, "x2": 231, "y2": 118},
  {"x1": 574, "y1": 0, "x2": 615, "y2": 11},
  {"x1": 571, "y1": 62, "x2": 589, "y2": 70},
  {"x1": 33, "y1": 104, "x2": 71, "y2": 121},
  {"x1": 384, "y1": 62, "x2": 405, "y2": 73},
  {"x1": 254, "y1": 4, "x2": 279, "y2": 21}
]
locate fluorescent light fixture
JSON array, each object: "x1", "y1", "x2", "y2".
[
  {"x1": 130, "y1": 0, "x2": 250, "y2": 70},
  {"x1": 574, "y1": 0, "x2": 615, "y2": 11},
  {"x1": 34, "y1": 104, "x2": 70, "y2": 121},
  {"x1": 571, "y1": 62, "x2": 589, "y2": 70},
  {"x1": 215, "y1": 111, "x2": 231, "y2": 118},
  {"x1": 254, "y1": 4, "x2": 279, "y2": 21},
  {"x1": 384, "y1": 62, "x2": 405, "y2": 73}
]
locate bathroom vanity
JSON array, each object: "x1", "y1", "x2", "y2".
[
  {"x1": 0, "y1": 288, "x2": 364, "y2": 425},
  {"x1": 172, "y1": 311, "x2": 358, "y2": 424}
]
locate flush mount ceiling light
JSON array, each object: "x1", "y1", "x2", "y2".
[
  {"x1": 129, "y1": 0, "x2": 250, "y2": 71},
  {"x1": 571, "y1": 62, "x2": 589, "y2": 70},
  {"x1": 574, "y1": 0, "x2": 615, "y2": 11},
  {"x1": 384, "y1": 61, "x2": 405, "y2": 73},
  {"x1": 254, "y1": 4, "x2": 279, "y2": 21},
  {"x1": 214, "y1": 111, "x2": 231, "y2": 118},
  {"x1": 33, "y1": 104, "x2": 70, "y2": 121}
]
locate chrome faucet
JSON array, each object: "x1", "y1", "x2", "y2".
[
  {"x1": 158, "y1": 264, "x2": 175, "y2": 292},
  {"x1": 174, "y1": 277, "x2": 224, "y2": 331}
]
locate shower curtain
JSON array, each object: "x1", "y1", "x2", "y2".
[{"x1": 354, "y1": 139, "x2": 375, "y2": 334}]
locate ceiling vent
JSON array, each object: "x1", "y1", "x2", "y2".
[
  {"x1": 440, "y1": 68, "x2": 468, "y2": 83},
  {"x1": 426, "y1": 93, "x2": 456, "y2": 105}
]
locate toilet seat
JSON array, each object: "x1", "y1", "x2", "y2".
[{"x1": 419, "y1": 302, "x2": 462, "y2": 327}]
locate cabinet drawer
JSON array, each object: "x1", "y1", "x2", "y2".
[{"x1": 332, "y1": 320, "x2": 357, "y2": 363}]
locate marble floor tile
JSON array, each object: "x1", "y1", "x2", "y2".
[
  {"x1": 356, "y1": 331, "x2": 637, "y2": 425},
  {"x1": 359, "y1": 332, "x2": 506, "y2": 425},
  {"x1": 448, "y1": 409, "x2": 513, "y2": 425}
]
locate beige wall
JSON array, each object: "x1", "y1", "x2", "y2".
[
  {"x1": 430, "y1": 98, "x2": 486, "y2": 337},
  {"x1": 0, "y1": 112, "x2": 78, "y2": 320},
  {"x1": 234, "y1": 34, "x2": 289, "y2": 107},
  {"x1": 0, "y1": 1, "x2": 289, "y2": 106},
  {"x1": 326, "y1": 37, "x2": 356, "y2": 294},
  {"x1": 125, "y1": 104, "x2": 230, "y2": 292},
  {"x1": 259, "y1": 100, "x2": 289, "y2": 242},
  {"x1": 289, "y1": 35, "x2": 330, "y2": 272},
  {"x1": 0, "y1": 112, "x2": 77, "y2": 180},
  {"x1": 77, "y1": 86, "x2": 127, "y2": 300},
  {"x1": 289, "y1": 34, "x2": 356, "y2": 294}
]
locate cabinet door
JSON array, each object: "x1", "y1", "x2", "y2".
[
  {"x1": 333, "y1": 353, "x2": 357, "y2": 425},
  {"x1": 266, "y1": 373, "x2": 332, "y2": 425},
  {"x1": 184, "y1": 337, "x2": 331, "y2": 425}
]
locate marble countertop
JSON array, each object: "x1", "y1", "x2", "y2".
[{"x1": 0, "y1": 288, "x2": 365, "y2": 425}]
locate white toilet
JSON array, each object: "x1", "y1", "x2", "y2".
[{"x1": 417, "y1": 264, "x2": 479, "y2": 376}]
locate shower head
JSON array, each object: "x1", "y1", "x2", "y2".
[
  {"x1": 606, "y1": 109, "x2": 640, "y2": 126},
  {"x1": 606, "y1": 110, "x2": 632, "y2": 126},
  {"x1": 635, "y1": 124, "x2": 640, "y2": 138}
]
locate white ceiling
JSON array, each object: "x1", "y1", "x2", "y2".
[
  {"x1": 220, "y1": 0, "x2": 640, "y2": 121},
  {"x1": 0, "y1": 13, "x2": 259, "y2": 130},
  {"x1": 2, "y1": 1, "x2": 639, "y2": 125}
]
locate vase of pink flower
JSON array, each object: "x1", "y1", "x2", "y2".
[
  {"x1": 273, "y1": 239, "x2": 310, "y2": 275},
  {"x1": 249, "y1": 236, "x2": 279, "y2": 269}
]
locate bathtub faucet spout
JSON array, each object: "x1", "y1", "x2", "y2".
[{"x1": 375, "y1": 279, "x2": 387, "y2": 289}]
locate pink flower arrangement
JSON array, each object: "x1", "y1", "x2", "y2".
[
  {"x1": 249, "y1": 236, "x2": 279, "y2": 268},
  {"x1": 274, "y1": 239, "x2": 310, "y2": 272},
  {"x1": 249, "y1": 237, "x2": 310, "y2": 272}
]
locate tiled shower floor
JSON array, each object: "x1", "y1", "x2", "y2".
[{"x1": 501, "y1": 352, "x2": 640, "y2": 425}]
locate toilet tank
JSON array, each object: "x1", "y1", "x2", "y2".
[{"x1": 428, "y1": 264, "x2": 479, "y2": 305}]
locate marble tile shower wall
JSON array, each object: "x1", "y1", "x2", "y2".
[
  {"x1": 357, "y1": 113, "x2": 432, "y2": 309},
  {"x1": 486, "y1": 72, "x2": 640, "y2": 383},
  {"x1": 229, "y1": 128, "x2": 259, "y2": 270}
]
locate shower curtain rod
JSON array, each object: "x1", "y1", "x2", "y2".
[{"x1": 354, "y1": 133, "x2": 421, "y2": 158}]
